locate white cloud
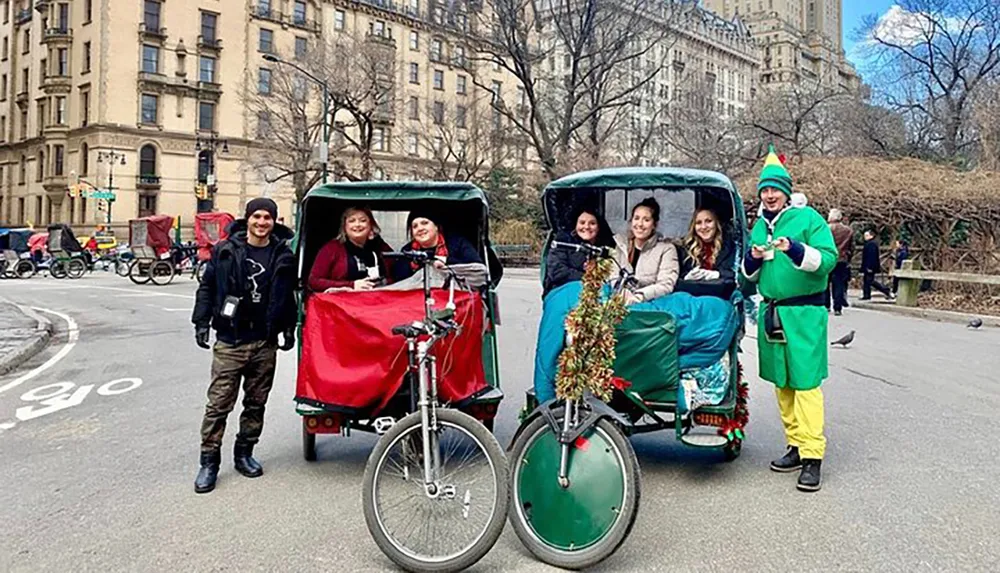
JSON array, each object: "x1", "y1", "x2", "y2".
[{"x1": 868, "y1": 5, "x2": 967, "y2": 47}]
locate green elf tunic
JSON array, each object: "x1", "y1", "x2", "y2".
[{"x1": 745, "y1": 204, "x2": 838, "y2": 390}]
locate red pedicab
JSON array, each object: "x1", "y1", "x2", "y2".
[
  {"x1": 127, "y1": 215, "x2": 180, "y2": 285},
  {"x1": 192, "y1": 212, "x2": 234, "y2": 282}
]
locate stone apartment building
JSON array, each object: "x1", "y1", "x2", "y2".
[
  {"x1": 703, "y1": 0, "x2": 860, "y2": 92},
  {"x1": 0, "y1": 0, "x2": 518, "y2": 231}
]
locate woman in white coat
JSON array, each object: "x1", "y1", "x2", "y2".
[{"x1": 613, "y1": 197, "x2": 679, "y2": 303}]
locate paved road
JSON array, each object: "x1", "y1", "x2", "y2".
[{"x1": 1, "y1": 271, "x2": 998, "y2": 572}]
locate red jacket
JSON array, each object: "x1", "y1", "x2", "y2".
[{"x1": 308, "y1": 238, "x2": 393, "y2": 292}]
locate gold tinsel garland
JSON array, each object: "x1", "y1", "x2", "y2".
[{"x1": 555, "y1": 258, "x2": 628, "y2": 402}]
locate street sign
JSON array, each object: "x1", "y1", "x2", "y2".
[{"x1": 90, "y1": 191, "x2": 116, "y2": 200}]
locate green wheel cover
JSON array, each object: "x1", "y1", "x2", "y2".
[{"x1": 515, "y1": 424, "x2": 626, "y2": 551}]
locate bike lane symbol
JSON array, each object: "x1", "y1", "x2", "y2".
[{"x1": 0, "y1": 378, "x2": 143, "y2": 430}]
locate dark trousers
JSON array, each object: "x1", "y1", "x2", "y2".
[
  {"x1": 862, "y1": 271, "x2": 892, "y2": 300},
  {"x1": 826, "y1": 262, "x2": 850, "y2": 312},
  {"x1": 200, "y1": 339, "x2": 278, "y2": 453}
]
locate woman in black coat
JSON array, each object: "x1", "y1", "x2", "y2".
[{"x1": 542, "y1": 207, "x2": 615, "y2": 298}]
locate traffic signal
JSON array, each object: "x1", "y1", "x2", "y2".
[
  {"x1": 195, "y1": 184, "x2": 208, "y2": 200},
  {"x1": 68, "y1": 184, "x2": 79, "y2": 198}
]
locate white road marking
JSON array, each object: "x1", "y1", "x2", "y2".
[
  {"x1": 0, "y1": 422, "x2": 15, "y2": 430},
  {"x1": 0, "y1": 284, "x2": 193, "y2": 299},
  {"x1": 0, "y1": 308, "x2": 80, "y2": 396}
]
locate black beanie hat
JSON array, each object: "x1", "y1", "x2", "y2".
[
  {"x1": 245, "y1": 197, "x2": 278, "y2": 220},
  {"x1": 406, "y1": 208, "x2": 441, "y2": 234}
]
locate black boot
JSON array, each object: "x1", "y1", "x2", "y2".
[
  {"x1": 195, "y1": 451, "x2": 221, "y2": 494},
  {"x1": 770, "y1": 445, "x2": 802, "y2": 473},
  {"x1": 797, "y1": 459, "x2": 822, "y2": 492},
  {"x1": 234, "y1": 443, "x2": 264, "y2": 478}
]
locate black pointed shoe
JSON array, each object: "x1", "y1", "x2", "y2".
[
  {"x1": 770, "y1": 446, "x2": 802, "y2": 473},
  {"x1": 234, "y1": 443, "x2": 264, "y2": 478},
  {"x1": 797, "y1": 459, "x2": 822, "y2": 492},
  {"x1": 195, "y1": 451, "x2": 221, "y2": 494}
]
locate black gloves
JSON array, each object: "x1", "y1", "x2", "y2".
[
  {"x1": 195, "y1": 326, "x2": 211, "y2": 349},
  {"x1": 278, "y1": 328, "x2": 295, "y2": 351}
]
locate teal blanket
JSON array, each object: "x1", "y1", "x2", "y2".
[{"x1": 533, "y1": 283, "x2": 740, "y2": 402}]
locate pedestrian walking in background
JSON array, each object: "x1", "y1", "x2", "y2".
[
  {"x1": 892, "y1": 239, "x2": 910, "y2": 295},
  {"x1": 191, "y1": 197, "x2": 297, "y2": 494},
  {"x1": 861, "y1": 230, "x2": 894, "y2": 300},
  {"x1": 825, "y1": 209, "x2": 853, "y2": 316}
]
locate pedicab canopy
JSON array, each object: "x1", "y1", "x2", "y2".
[
  {"x1": 28, "y1": 232, "x2": 48, "y2": 255},
  {"x1": 46, "y1": 224, "x2": 84, "y2": 254},
  {"x1": 294, "y1": 181, "x2": 501, "y2": 415},
  {"x1": 129, "y1": 215, "x2": 176, "y2": 258},
  {"x1": 0, "y1": 228, "x2": 34, "y2": 253},
  {"x1": 194, "y1": 212, "x2": 235, "y2": 261}
]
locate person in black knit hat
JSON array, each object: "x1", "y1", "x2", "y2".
[
  {"x1": 391, "y1": 207, "x2": 483, "y2": 280},
  {"x1": 190, "y1": 197, "x2": 297, "y2": 494}
]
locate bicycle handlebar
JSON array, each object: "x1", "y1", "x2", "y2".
[{"x1": 550, "y1": 240, "x2": 612, "y2": 259}]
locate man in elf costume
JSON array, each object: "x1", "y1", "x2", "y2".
[{"x1": 743, "y1": 145, "x2": 838, "y2": 492}]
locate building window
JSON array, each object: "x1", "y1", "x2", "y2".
[
  {"x1": 295, "y1": 37, "x2": 307, "y2": 59},
  {"x1": 139, "y1": 144, "x2": 157, "y2": 178},
  {"x1": 142, "y1": 45, "x2": 159, "y2": 73},
  {"x1": 373, "y1": 127, "x2": 386, "y2": 152},
  {"x1": 259, "y1": 29, "x2": 274, "y2": 53},
  {"x1": 84, "y1": 0, "x2": 92, "y2": 23},
  {"x1": 57, "y1": 48, "x2": 68, "y2": 75},
  {"x1": 54, "y1": 145, "x2": 64, "y2": 176},
  {"x1": 430, "y1": 38, "x2": 442, "y2": 61},
  {"x1": 39, "y1": 58, "x2": 46, "y2": 83},
  {"x1": 22, "y1": 29, "x2": 29, "y2": 54},
  {"x1": 408, "y1": 62, "x2": 419, "y2": 84},
  {"x1": 2, "y1": 37, "x2": 7, "y2": 61},
  {"x1": 0, "y1": 115, "x2": 5, "y2": 141},
  {"x1": 139, "y1": 194, "x2": 157, "y2": 218},
  {"x1": 55, "y1": 97, "x2": 66, "y2": 124},
  {"x1": 80, "y1": 142, "x2": 89, "y2": 175},
  {"x1": 201, "y1": 12, "x2": 218, "y2": 43},
  {"x1": 409, "y1": 31, "x2": 419, "y2": 51},
  {"x1": 83, "y1": 41, "x2": 91, "y2": 72},
  {"x1": 408, "y1": 96, "x2": 419, "y2": 120},
  {"x1": 20, "y1": 67, "x2": 27, "y2": 93},
  {"x1": 454, "y1": 45, "x2": 466, "y2": 67},
  {"x1": 432, "y1": 101, "x2": 444, "y2": 125},
  {"x1": 256, "y1": 111, "x2": 271, "y2": 138},
  {"x1": 491, "y1": 80, "x2": 502, "y2": 103},
  {"x1": 293, "y1": 0, "x2": 306, "y2": 25},
  {"x1": 36, "y1": 101, "x2": 45, "y2": 134},
  {"x1": 19, "y1": 155, "x2": 26, "y2": 184},
  {"x1": 408, "y1": 0, "x2": 420, "y2": 15},
  {"x1": 433, "y1": 69, "x2": 444, "y2": 90},
  {"x1": 334, "y1": 9, "x2": 345, "y2": 30},
  {"x1": 456, "y1": 105, "x2": 466, "y2": 129},
  {"x1": 80, "y1": 91, "x2": 89, "y2": 126},
  {"x1": 456, "y1": 75, "x2": 466, "y2": 95},
  {"x1": 258, "y1": 68, "x2": 272, "y2": 94},
  {"x1": 198, "y1": 102, "x2": 215, "y2": 131},
  {"x1": 19, "y1": 109, "x2": 26, "y2": 140},
  {"x1": 407, "y1": 134, "x2": 418, "y2": 156},
  {"x1": 140, "y1": 94, "x2": 158, "y2": 124},
  {"x1": 143, "y1": 0, "x2": 161, "y2": 30},
  {"x1": 36, "y1": 149, "x2": 44, "y2": 181},
  {"x1": 256, "y1": 0, "x2": 271, "y2": 17},
  {"x1": 0, "y1": 74, "x2": 5, "y2": 100},
  {"x1": 199, "y1": 56, "x2": 216, "y2": 83},
  {"x1": 56, "y1": 3, "x2": 69, "y2": 30}
]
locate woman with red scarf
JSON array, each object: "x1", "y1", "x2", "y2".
[
  {"x1": 392, "y1": 208, "x2": 483, "y2": 281},
  {"x1": 676, "y1": 208, "x2": 736, "y2": 298}
]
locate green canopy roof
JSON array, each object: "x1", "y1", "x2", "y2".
[
  {"x1": 545, "y1": 167, "x2": 738, "y2": 192},
  {"x1": 303, "y1": 181, "x2": 488, "y2": 204}
]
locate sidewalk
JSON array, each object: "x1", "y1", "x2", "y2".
[
  {"x1": 845, "y1": 288, "x2": 1000, "y2": 327},
  {"x1": 0, "y1": 298, "x2": 53, "y2": 375}
]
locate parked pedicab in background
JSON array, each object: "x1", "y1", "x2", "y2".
[
  {"x1": 46, "y1": 224, "x2": 89, "y2": 279},
  {"x1": 508, "y1": 167, "x2": 751, "y2": 569},
  {"x1": 0, "y1": 228, "x2": 38, "y2": 279},
  {"x1": 293, "y1": 181, "x2": 508, "y2": 572},
  {"x1": 193, "y1": 212, "x2": 234, "y2": 282},
  {"x1": 126, "y1": 215, "x2": 188, "y2": 285}
]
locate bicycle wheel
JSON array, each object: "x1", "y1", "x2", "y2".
[
  {"x1": 16, "y1": 260, "x2": 36, "y2": 279},
  {"x1": 149, "y1": 260, "x2": 176, "y2": 285},
  {"x1": 50, "y1": 260, "x2": 67, "y2": 279},
  {"x1": 67, "y1": 258, "x2": 86, "y2": 279},
  {"x1": 362, "y1": 408, "x2": 508, "y2": 573},
  {"x1": 128, "y1": 260, "x2": 151, "y2": 285},
  {"x1": 508, "y1": 414, "x2": 640, "y2": 570},
  {"x1": 195, "y1": 260, "x2": 207, "y2": 283}
]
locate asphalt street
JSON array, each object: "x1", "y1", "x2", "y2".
[{"x1": 1, "y1": 270, "x2": 998, "y2": 572}]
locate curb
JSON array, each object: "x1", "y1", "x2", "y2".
[
  {"x1": 0, "y1": 299, "x2": 53, "y2": 376},
  {"x1": 851, "y1": 299, "x2": 1000, "y2": 327}
]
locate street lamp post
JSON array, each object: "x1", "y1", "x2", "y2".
[
  {"x1": 195, "y1": 132, "x2": 229, "y2": 212},
  {"x1": 262, "y1": 53, "x2": 330, "y2": 185},
  {"x1": 97, "y1": 149, "x2": 126, "y2": 227}
]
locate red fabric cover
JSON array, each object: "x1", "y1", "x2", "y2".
[
  {"x1": 130, "y1": 215, "x2": 175, "y2": 255},
  {"x1": 194, "y1": 212, "x2": 235, "y2": 261},
  {"x1": 28, "y1": 233, "x2": 48, "y2": 254},
  {"x1": 307, "y1": 239, "x2": 393, "y2": 292},
  {"x1": 296, "y1": 289, "x2": 488, "y2": 413}
]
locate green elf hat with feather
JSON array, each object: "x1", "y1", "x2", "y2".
[{"x1": 757, "y1": 144, "x2": 793, "y2": 197}]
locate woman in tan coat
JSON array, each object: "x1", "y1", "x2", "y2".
[{"x1": 613, "y1": 197, "x2": 679, "y2": 303}]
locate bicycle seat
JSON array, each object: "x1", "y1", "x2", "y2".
[{"x1": 391, "y1": 323, "x2": 423, "y2": 338}]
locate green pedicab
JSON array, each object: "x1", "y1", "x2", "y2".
[
  {"x1": 0, "y1": 229, "x2": 38, "y2": 279},
  {"x1": 46, "y1": 224, "x2": 89, "y2": 279},
  {"x1": 508, "y1": 167, "x2": 751, "y2": 570}
]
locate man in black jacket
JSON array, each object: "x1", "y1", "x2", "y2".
[
  {"x1": 860, "y1": 230, "x2": 893, "y2": 301},
  {"x1": 191, "y1": 198, "x2": 297, "y2": 494}
]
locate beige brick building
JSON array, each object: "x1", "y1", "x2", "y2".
[
  {"x1": 703, "y1": 0, "x2": 860, "y2": 92},
  {"x1": 0, "y1": 0, "x2": 517, "y2": 233}
]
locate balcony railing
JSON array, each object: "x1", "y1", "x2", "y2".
[
  {"x1": 198, "y1": 35, "x2": 222, "y2": 50},
  {"x1": 137, "y1": 174, "x2": 161, "y2": 187},
  {"x1": 139, "y1": 22, "x2": 167, "y2": 38},
  {"x1": 43, "y1": 27, "x2": 72, "y2": 40}
]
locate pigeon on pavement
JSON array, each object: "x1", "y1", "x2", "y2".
[
  {"x1": 831, "y1": 330, "x2": 855, "y2": 347},
  {"x1": 968, "y1": 317, "x2": 983, "y2": 329}
]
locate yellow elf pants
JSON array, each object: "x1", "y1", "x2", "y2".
[{"x1": 775, "y1": 386, "x2": 825, "y2": 459}]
